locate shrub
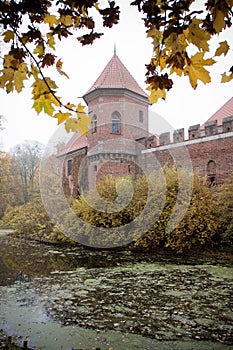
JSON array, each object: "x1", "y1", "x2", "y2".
[
  {"x1": 215, "y1": 174, "x2": 233, "y2": 247},
  {"x1": 1, "y1": 200, "x2": 73, "y2": 243}
]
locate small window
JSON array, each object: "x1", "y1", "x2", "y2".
[
  {"x1": 207, "y1": 160, "x2": 216, "y2": 186},
  {"x1": 94, "y1": 165, "x2": 97, "y2": 172},
  {"x1": 67, "y1": 159, "x2": 72, "y2": 176},
  {"x1": 112, "y1": 112, "x2": 121, "y2": 134},
  {"x1": 139, "y1": 111, "x2": 143, "y2": 123},
  {"x1": 92, "y1": 115, "x2": 97, "y2": 133}
]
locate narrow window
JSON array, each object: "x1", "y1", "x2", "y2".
[
  {"x1": 92, "y1": 115, "x2": 97, "y2": 133},
  {"x1": 207, "y1": 160, "x2": 216, "y2": 186},
  {"x1": 112, "y1": 112, "x2": 121, "y2": 134},
  {"x1": 139, "y1": 110, "x2": 143, "y2": 123},
  {"x1": 112, "y1": 112, "x2": 120, "y2": 134},
  {"x1": 67, "y1": 159, "x2": 72, "y2": 176},
  {"x1": 94, "y1": 165, "x2": 97, "y2": 172}
]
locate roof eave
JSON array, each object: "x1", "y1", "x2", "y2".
[{"x1": 83, "y1": 87, "x2": 149, "y2": 105}]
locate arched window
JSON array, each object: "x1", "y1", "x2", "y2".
[
  {"x1": 112, "y1": 112, "x2": 121, "y2": 134},
  {"x1": 207, "y1": 160, "x2": 216, "y2": 185},
  {"x1": 92, "y1": 115, "x2": 97, "y2": 133}
]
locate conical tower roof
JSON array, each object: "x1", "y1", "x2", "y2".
[{"x1": 84, "y1": 53, "x2": 148, "y2": 99}]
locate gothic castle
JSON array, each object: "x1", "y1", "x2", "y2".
[{"x1": 58, "y1": 53, "x2": 233, "y2": 196}]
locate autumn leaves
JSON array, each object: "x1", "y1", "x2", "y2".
[{"x1": 145, "y1": 1, "x2": 233, "y2": 103}]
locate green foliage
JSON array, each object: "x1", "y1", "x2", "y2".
[{"x1": 1, "y1": 200, "x2": 72, "y2": 243}]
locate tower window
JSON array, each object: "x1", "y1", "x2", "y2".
[
  {"x1": 112, "y1": 112, "x2": 121, "y2": 134},
  {"x1": 139, "y1": 110, "x2": 143, "y2": 123},
  {"x1": 67, "y1": 159, "x2": 72, "y2": 176},
  {"x1": 92, "y1": 115, "x2": 97, "y2": 133}
]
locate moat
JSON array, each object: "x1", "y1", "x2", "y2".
[{"x1": 0, "y1": 231, "x2": 232, "y2": 349}]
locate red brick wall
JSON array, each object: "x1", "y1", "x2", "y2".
[{"x1": 152, "y1": 135, "x2": 233, "y2": 184}]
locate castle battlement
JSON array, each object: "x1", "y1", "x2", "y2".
[{"x1": 145, "y1": 115, "x2": 233, "y2": 149}]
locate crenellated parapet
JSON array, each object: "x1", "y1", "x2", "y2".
[{"x1": 149, "y1": 115, "x2": 233, "y2": 148}]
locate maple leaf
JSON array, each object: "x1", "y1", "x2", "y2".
[
  {"x1": 147, "y1": 85, "x2": 166, "y2": 104},
  {"x1": 215, "y1": 41, "x2": 229, "y2": 56},
  {"x1": 3, "y1": 30, "x2": 14, "y2": 43},
  {"x1": 221, "y1": 72, "x2": 233, "y2": 83},
  {"x1": 33, "y1": 45, "x2": 44, "y2": 58},
  {"x1": 53, "y1": 111, "x2": 72, "y2": 124},
  {"x1": 147, "y1": 27, "x2": 162, "y2": 48},
  {"x1": 46, "y1": 33, "x2": 56, "y2": 50},
  {"x1": 14, "y1": 63, "x2": 28, "y2": 92},
  {"x1": 185, "y1": 19, "x2": 210, "y2": 51},
  {"x1": 184, "y1": 52, "x2": 215, "y2": 89},
  {"x1": 213, "y1": 7, "x2": 226, "y2": 33},
  {"x1": 44, "y1": 14, "x2": 58, "y2": 27},
  {"x1": 60, "y1": 15, "x2": 73, "y2": 26},
  {"x1": 56, "y1": 59, "x2": 69, "y2": 78},
  {"x1": 65, "y1": 102, "x2": 76, "y2": 110},
  {"x1": 33, "y1": 93, "x2": 60, "y2": 116}
]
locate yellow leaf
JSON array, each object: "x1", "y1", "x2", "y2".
[
  {"x1": 3, "y1": 30, "x2": 14, "y2": 43},
  {"x1": 76, "y1": 103, "x2": 86, "y2": 113},
  {"x1": 215, "y1": 41, "x2": 229, "y2": 56},
  {"x1": 44, "y1": 14, "x2": 58, "y2": 27},
  {"x1": 14, "y1": 63, "x2": 28, "y2": 92},
  {"x1": 185, "y1": 19, "x2": 210, "y2": 51},
  {"x1": 53, "y1": 111, "x2": 72, "y2": 124},
  {"x1": 147, "y1": 85, "x2": 166, "y2": 104},
  {"x1": 65, "y1": 118, "x2": 80, "y2": 133},
  {"x1": 46, "y1": 33, "x2": 56, "y2": 50},
  {"x1": 3, "y1": 54, "x2": 16, "y2": 68},
  {"x1": 65, "y1": 102, "x2": 76, "y2": 110},
  {"x1": 221, "y1": 72, "x2": 233, "y2": 83},
  {"x1": 56, "y1": 59, "x2": 69, "y2": 79},
  {"x1": 184, "y1": 53, "x2": 215, "y2": 89},
  {"x1": 94, "y1": 2, "x2": 99, "y2": 10},
  {"x1": 0, "y1": 68, "x2": 14, "y2": 91},
  {"x1": 81, "y1": 5, "x2": 88, "y2": 18},
  {"x1": 170, "y1": 65, "x2": 183, "y2": 77},
  {"x1": 77, "y1": 113, "x2": 91, "y2": 135},
  {"x1": 33, "y1": 45, "x2": 44, "y2": 57},
  {"x1": 60, "y1": 15, "x2": 73, "y2": 26},
  {"x1": 147, "y1": 27, "x2": 162, "y2": 48},
  {"x1": 33, "y1": 93, "x2": 60, "y2": 116},
  {"x1": 213, "y1": 8, "x2": 226, "y2": 33}
]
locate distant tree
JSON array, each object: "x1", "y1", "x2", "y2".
[
  {"x1": 0, "y1": 151, "x2": 13, "y2": 217},
  {"x1": 0, "y1": 0, "x2": 232, "y2": 131},
  {"x1": 12, "y1": 141, "x2": 44, "y2": 203}
]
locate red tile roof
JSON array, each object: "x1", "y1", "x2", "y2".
[
  {"x1": 57, "y1": 133, "x2": 87, "y2": 157},
  {"x1": 203, "y1": 96, "x2": 233, "y2": 126},
  {"x1": 84, "y1": 54, "x2": 148, "y2": 98}
]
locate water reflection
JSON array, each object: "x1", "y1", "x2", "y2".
[{"x1": 0, "y1": 234, "x2": 233, "y2": 349}]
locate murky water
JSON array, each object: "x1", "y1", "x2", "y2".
[{"x1": 0, "y1": 232, "x2": 232, "y2": 349}]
